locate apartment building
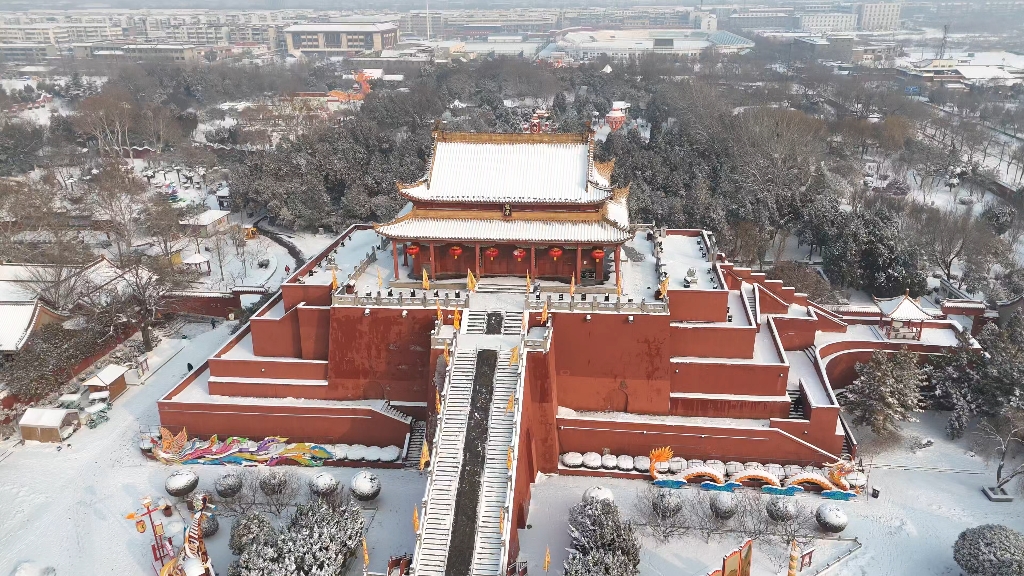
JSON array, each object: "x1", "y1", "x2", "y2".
[
  {"x1": 0, "y1": 43, "x2": 58, "y2": 63},
  {"x1": 283, "y1": 22, "x2": 399, "y2": 57},
  {"x1": 855, "y1": 3, "x2": 901, "y2": 31},
  {"x1": 797, "y1": 12, "x2": 859, "y2": 32},
  {"x1": 727, "y1": 12, "x2": 796, "y2": 30},
  {"x1": 72, "y1": 42, "x2": 200, "y2": 62}
]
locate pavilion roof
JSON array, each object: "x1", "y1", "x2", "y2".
[
  {"x1": 874, "y1": 293, "x2": 935, "y2": 322},
  {"x1": 398, "y1": 131, "x2": 612, "y2": 205}
]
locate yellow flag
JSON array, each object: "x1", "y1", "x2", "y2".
[
  {"x1": 526, "y1": 270, "x2": 531, "y2": 293},
  {"x1": 467, "y1": 269, "x2": 476, "y2": 292},
  {"x1": 544, "y1": 546, "x2": 551, "y2": 572},
  {"x1": 413, "y1": 506, "x2": 420, "y2": 532},
  {"x1": 436, "y1": 300, "x2": 442, "y2": 323},
  {"x1": 499, "y1": 507, "x2": 505, "y2": 530},
  {"x1": 419, "y1": 440, "x2": 430, "y2": 471},
  {"x1": 377, "y1": 268, "x2": 383, "y2": 289},
  {"x1": 616, "y1": 271, "x2": 622, "y2": 297},
  {"x1": 422, "y1": 267, "x2": 430, "y2": 290},
  {"x1": 330, "y1": 269, "x2": 338, "y2": 291},
  {"x1": 541, "y1": 299, "x2": 548, "y2": 324},
  {"x1": 362, "y1": 536, "x2": 369, "y2": 567},
  {"x1": 443, "y1": 341, "x2": 450, "y2": 364},
  {"x1": 506, "y1": 394, "x2": 514, "y2": 414},
  {"x1": 509, "y1": 345, "x2": 519, "y2": 365},
  {"x1": 507, "y1": 446, "x2": 513, "y2": 470},
  {"x1": 453, "y1": 308, "x2": 461, "y2": 331},
  {"x1": 569, "y1": 273, "x2": 575, "y2": 297},
  {"x1": 659, "y1": 276, "x2": 670, "y2": 296},
  {"x1": 435, "y1": 387, "x2": 442, "y2": 413}
]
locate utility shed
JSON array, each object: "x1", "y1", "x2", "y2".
[
  {"x1": 82, "y1": 364, "x2": 129, "y2": 402},
  {"x1": 18, "y1": 407, "x2": 78, "y2": 443}
]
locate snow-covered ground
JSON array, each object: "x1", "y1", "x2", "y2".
[
  {"x1": 0, "y1": 322, "x2": 427, "y2": 575},
  {"x1": 519, "y1": 412, "x2": 1024, "y2": 576}
]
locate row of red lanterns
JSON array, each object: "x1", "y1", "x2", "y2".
[{"x1": 406, "y1": 244, "x2": 605, "y2": 261}]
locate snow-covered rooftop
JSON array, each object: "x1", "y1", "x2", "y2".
[
  {"x1": 376, "y1": 216, "x2": 631, "y2": 244},
  {"x1": 0, "y1": 301, "x2": 43, "y2": 352},
  {"x1": 180, "y1": 209, "x2": 230, "y2": 227},
  {"x1": 400, "y1": 133, "x2": 610, "y2": 205},
  {"x1": 18, "y1": 407, "x2": 75, "y2": 428},
  {"x1": 874, "y1": 293, "x2": 935, "y2": 322},
  {"x1": 85, "y1": 364, "x2": 128, "y2": 387}
]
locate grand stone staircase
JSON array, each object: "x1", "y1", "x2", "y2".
[
  {"x1": 416, "y1": 347, "x2": 478, "y2": 576},
  {"x1": 470, "y1": 349, "x2": 521, "y2": 575}
]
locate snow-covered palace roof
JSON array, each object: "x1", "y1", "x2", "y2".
[
  {"x1": 376, "y1": 213, "x2": 631, "y2": 244},
  {"x1": 397, "y1": 131, "x2": 612, "y2": 205}
]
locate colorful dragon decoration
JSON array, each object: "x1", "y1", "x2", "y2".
[
  {"x1": 648, "y1": 445, "x2": 861, "y2": 498},
  {"x1": 160, "y1": 494, "x2": 214, "y2": 576},
  {"x1": 149, "y1": 428, "x2": 334, "y2": 466}
]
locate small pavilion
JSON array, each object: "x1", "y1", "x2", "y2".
[
  {"x1": 182, "y1": 253, "x2": 211, "y2": 276},
  {"x1": 874, "y1": 291, "x2": 935, "y2": 340},
  {"x1": 375, "y1": 129, "x2": 631, "y2": 285}
]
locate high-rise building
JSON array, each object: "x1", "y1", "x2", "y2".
[{"x1": 855, "y1": 3, "x2": 901, "y2": 31}]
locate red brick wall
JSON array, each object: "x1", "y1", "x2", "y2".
[
  {"x1": 670, "y1": 395, "x2": 790, "y2": 419},
  {"x1": 666, "y1": 289, "x2": 729, "y2": 322},
  {"x1": 251, "y1": 308, "x2": 302, "y2": 357},
  {"x1": 298, "y1": 306, "x2": 331, "y2": 360},
  {"x1": 669, "y1": 324, "x2": 757, "y2": 359},
  {"x1": 327, "y1": 307, "x2": 434, "y2": 403},
  {"x1": 671, "y1": 362, "x2": 788, "y2": 396}
]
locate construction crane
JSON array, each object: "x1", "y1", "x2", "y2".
[{"x1": 935, "y1": 23, "x2": 949, "y2": 60}]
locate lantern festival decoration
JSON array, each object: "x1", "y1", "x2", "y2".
[
  {"x1": 549, "y1": 247, "x2": 563, "y2": 261},
  {"x1": 449, "y1": 245, "x2": 463, "y2": 259},
  {"x1": 406, "y1": 244, "x2": 420, "y2": 257},
  {"x1": 592, "y1": 248, "x2": 605, "y2": 260},
  {"x1": 484, "y1": 246, "x2": 500, "y2": 261},
  {"x1": 513, "y1": 248, "x2": 527, "y2": 262}
]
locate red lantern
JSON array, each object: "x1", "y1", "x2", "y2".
[
  {"x1": 136, "y1": 519, "x2": 147, "y2": 533},
  {"x1": 592, "y1": 248, "x2": 605, "y2": 260},
  {"x1": 484, "y1": 247, "x2": 500, "y2": 261},
  {"x1": 512, "y1": 248, "x2": 527, "y2": 262},
  {"x1": 406, "y1": 244, "x2": 420, "y2": 257},
  {"x1": 449, "y1": 245, "x2": 463, "y2": 259},
  {"x1": 549, "y1": 247, "x2": 563, "y2": 261}
]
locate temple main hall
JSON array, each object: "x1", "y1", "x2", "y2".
[
  {"x1": 157, "y1": 129, "x2": 976, "y2": 576},
  {"x1": 377, "y1": 131, "x2": 630, "y2": 285}
]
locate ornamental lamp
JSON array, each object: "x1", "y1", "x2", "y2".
[
  {"x1": 549, "y1": 247, "x2": 563, "y2": 261},
  {"x1": 406, "y1": 244, "x2": 420, "y2": 257},
  {"x1": 484, "y1": 247, "x2": 499, "y2": 261},
  {"x1": 449, "y1": 245, "x2": 463, "y2": 259},
  {"x1": 512, "y1": 248, "x2": 527, "y2": 262},
  {"x1": 591, "y1": 248, "x2": 605, "y2": 260}
]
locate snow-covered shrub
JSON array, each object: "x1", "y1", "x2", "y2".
[
  {"x1": 601, "y1": 454, "x2": 618, "y2": 469},
  {"x1": 710, "y1": 492, "x2": 737, "y2": 520},
  {"x1": 165, "y1": 469, "x2": 199, "y2": 498},
  {"x1": 582, "y1": 452, "x2": 602, "y2": 469},
  {"x1": 350, "y1": 471, "x2": 381, "y2": 501},
  {"x1": 309, "y1": 472, "x2": 339, "y2": 496},
  {"x1": 216, "y1": 473, "x2": 243, "y2": 499},
  {"x1": 561, "y1": 452, "x2": 584, "y2": 468},
  {"x1": 229, "y1": 510, "x2": 274, "y2": 556},
  {"x1": 815, "y1": 503, "x2": 848, "y2": 533},
  {"x1": 564, "y1": 497, "x2": 640, "y2": 576},
  {"x1": 201, "y1": 513, "x2": 220, "y2": 537},
  {"x1": 231, "y1": 495, "x2": 365, "y2": 576},
  {"x1": 954, "y1": 524, "x2": 1024, "y2": 576},
  {"x1": 583, "y1": 485, "x2": 614, "y2": 503},
  {"x1": 632, "y1": 455, "x2": 651, "y2": 473},
  {"x1": 259, "y1": 471, "x2": 288, "y2": 496},
  {"x1": 766, "y1": 497, "x2": 796, "y2": 523},
  {"x1": 616, "y1": 455, "x2": 634, "y2": 471}
]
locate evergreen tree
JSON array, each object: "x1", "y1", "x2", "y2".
[
  {"x1": 842, "y1": 349, "x2": 925, "y2": 435},
  {"x1": 926, "y1": 334, "x2": 987, "y2": 439},
  {"x1": 564, "y1": 498, "x2": 640, "y2": 576}
]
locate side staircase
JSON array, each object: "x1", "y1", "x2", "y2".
[
  {"x1": 464, "y1": 310, "x2": 488, "y2": 334},
  {"x1": 501, "y1": 313, "x2": 523, "y2": 336},
  {"x1": 403, "y1": 421, "x2": 427, "y2": 469},
  {"x1": 416, "y1": 348, "x2": 478, "y2": 576},
  {"x1": 470, "y1": 349, "x2": 522, "y2": 575}
]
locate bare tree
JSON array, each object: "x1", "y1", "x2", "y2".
[
  {"x1": 88, "y1": 162, "x2": 148, "y2": 266},
  {"x1": 973, "y1": 410, "x2": 1024, "y2": 493}
]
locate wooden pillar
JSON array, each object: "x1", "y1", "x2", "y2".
[
  {"x1": 475, "y1": 243, "x2": 481, "y2": 278},
  {"x1": 429, "y1": 243, "x2": 436, "y2": 280},
  {"x1": 530, "y1": 246, "x2": 537, "y2": 280},
  {"x1": 576, "y1": 243, "x2": 582, "y2": 283},
  {"x1": 392, "y1": 241, "x2": 399, "y2": 281},
  {"x1": 614, "y1": 245, "x2": 621, "y2": 287},
  {"x1": 595, "y1": 246, "x2": 603, "y2": 282}
]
